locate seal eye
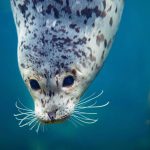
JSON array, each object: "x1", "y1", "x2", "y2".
[
  {"x1": 29, "y1": 79, "x2": 41, "y2": 90},
  {"x1": 63, "y1": 75, "x2": 74, "y2": 87}
]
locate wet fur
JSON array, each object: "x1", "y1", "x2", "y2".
[{"x1": 11, "y1": 0, "x2": 124, "y2": 129}]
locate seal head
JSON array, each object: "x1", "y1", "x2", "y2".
[{"x1": 11, "y1": 0, "x2": 124, "y2": 124}]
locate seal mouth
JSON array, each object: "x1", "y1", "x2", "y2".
[{"x1": 39, "y1": 115, "x2": 70, "y2": 124}]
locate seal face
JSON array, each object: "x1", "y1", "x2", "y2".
[{"x1": 11, "y1": 0, "x2": 124, "y2": 125}]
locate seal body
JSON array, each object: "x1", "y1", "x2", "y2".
[{"x1": 11, "y1": 0, "x2": 124, "y2": 124}]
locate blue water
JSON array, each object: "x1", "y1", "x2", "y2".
[{"x1": 0, "y1": 1, "x2": 150, "y2": 150}]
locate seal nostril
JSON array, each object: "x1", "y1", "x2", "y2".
[{"x1": 48, "y1": 111, "x2": 56, "y2": 121}]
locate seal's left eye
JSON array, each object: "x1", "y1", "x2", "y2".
[
  {"x1": 63, "y1": 75, "x2": 74, "y2": 87},
  {"x1": 29, "y1": 79, "x2": 41, "y2": 90}
]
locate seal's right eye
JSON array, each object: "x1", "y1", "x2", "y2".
[{"x1": 29, "y1": 79, "x2": 41, "y2": 90}]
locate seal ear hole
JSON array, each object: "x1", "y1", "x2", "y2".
[
  {"x1": 62, "y1": 75, "x2": 74, "y2": 87},
  {"x1": 29, "y1": 79, "x2": 41, "y2": 91}
]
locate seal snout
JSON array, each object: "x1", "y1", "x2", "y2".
[{"x1": 47, "y1": 110, "x2": 57, "y2": 121}]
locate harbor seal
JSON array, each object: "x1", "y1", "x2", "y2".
[{"x1": 11, "y1": 0, "x2": 124, "y2": 131}]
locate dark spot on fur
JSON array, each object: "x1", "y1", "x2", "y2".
[
  {"x1": 46, "y1": 4, "x2": 59, "y2": 18},
  {"x1": 21, "y1": 63, "x2": 25, "y2": 68},
  {"x1": 115, "y1": 7, "x2": 118, "y2": 13},
  {"x1": 81, "y1": 6, "x2": 102, "y2": 19},
  {"x1": 76, "y1": 10, "x2": 80, "y2": 16},
  {"x1": 103, "y1": 0, "x2": 106, "y2": 10},
  {"x1": 101, "y1": 50, "x2": 105, "y2": 60},
  {"x1": 18, "y1": 3, "x2": 28, "y2": 17},
  {"x1": 69, "y1": 24, "x2": 77, "y2": 29},
  {"x1": 72, "y1": 69, "x2": 77, "y2": 76},
  {"x1": 109, "y1": 17, "x2": 113, "y2": 26},
  {"x1": 96, "y1": 34, "x2": 105, "y2": 46},
  {"x1": 104, "y1": 39, "x2": 107, "y2": 48}
]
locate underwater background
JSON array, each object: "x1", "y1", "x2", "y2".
[{"x1": 0, "y1": 0, "x2": 150, "y2": 150}]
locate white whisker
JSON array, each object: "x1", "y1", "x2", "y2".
[
  {"x1": 15, "y1": 101, "x2": 33, "y2": 112},
  {"x1": 15, "y1": 115, "x2": 34, "y2": 121},
  {"x1": 17, "y1": 100, "x2": 32, "y2": 111},
  {"x1": 14, "y1": 112, "x2": 34, "y2": 117},
  {"x1": 14, "y1": 100, "x2": 42, "y2": 133},
  {"x1": 19, "y1": 118, "x2": 36, "y2": 128},
  {"x1": 15, "y1": 106, "x2": 33, "y2": 113},
  {"x1": 74, "y1": 111, "x2": 97, "y2": 115},
  {"x1": 80, "y1": 92, "x2": 96, "y2": 102},
  {"x1": 75, "y1": 101, "x2": 98, "y2": 110},
  {"x1": 70, "y1": 90, "x2": 110, "y2": 126},
  {"x1": 77, "y1": 101, "x2": 109, "y2": 110},
  {"x1": 18, "y1": 115, "x2": 35, "y2": 125},
  {"x1": 77, "y1": 90, "x2": 103, "y2": 107},
  {"x1": 28, "y1": 118, "x2": 37, "y2": 126},
  {"x1": 71, "y1": 116, "x2": 84, "y2": 126},
  {"x1": 73, "y1": 114, "x2": 98, "y2": 122},
  {"x1": 30, "y1": 120, "x2": 38, "y2": 130},
  {"x1": 15, "y1": 109, "x2": 33, "y2": 116},
  {"x1": 36, "y1": 122, "x2": 41, "y2": 133},
  {"x1": 72, "y1": 115, "x2": 98, "y2": 124}
]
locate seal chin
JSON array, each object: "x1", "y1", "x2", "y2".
[{"x1": 38, "y1": 115, "x2": 70, "y2": 124}]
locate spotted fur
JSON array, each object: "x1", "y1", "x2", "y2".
[{"x1": 11, "y1": 0, "x2": 124, "y2": 123}]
